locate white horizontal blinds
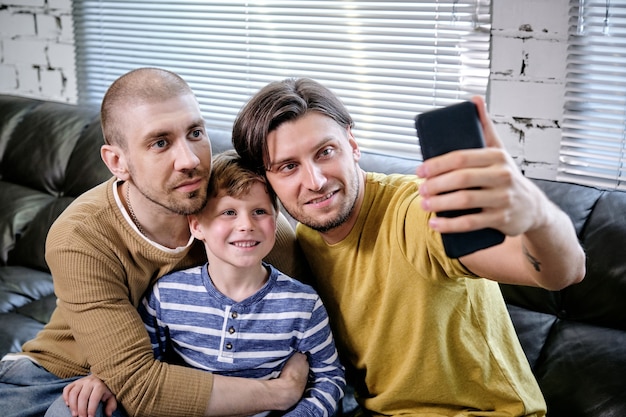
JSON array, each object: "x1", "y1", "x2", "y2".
[
  {"x1": 559, "y1": 0, "x2": 626, "y2": 189},
  {"x1": 73, "y1": 0, "x2": 491, "y2": 160}
]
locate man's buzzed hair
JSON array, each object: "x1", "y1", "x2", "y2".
[{"x1": 100, "y1": 67, "x2": 194, "y2": 147}]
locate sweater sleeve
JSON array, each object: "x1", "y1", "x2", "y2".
[
  {"x1": 138, "y1": 286, "x2": 167, "y2": 360},
  {"x1": 45, "y1": 195, "x2": 214, "y2": 417},
  {"x1": 284, "y1": 297, "x2": 346, "y2": 417}
]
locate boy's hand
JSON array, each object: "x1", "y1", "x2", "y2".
[{"x1": 63, "y1": 374, "x2": 118, "y2": 417}]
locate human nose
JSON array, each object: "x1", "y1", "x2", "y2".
[
  {"x1": 237, "y1": 213, "x2": 254, "y2": 231},
  {"x1": 302, "y1": 161, "x2": 326, "y2": 191},
  {"x1": 173, "y1": 139, "x2": 201, "y2": 171}
]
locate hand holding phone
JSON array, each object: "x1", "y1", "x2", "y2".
[{"x1": 414, "y1": 100, "x2": 505, "y2": 258}]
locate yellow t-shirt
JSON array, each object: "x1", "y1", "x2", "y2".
[{"x1": 297, "y1": 172, "x2": 546, "y2": 417}]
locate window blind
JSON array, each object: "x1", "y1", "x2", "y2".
[
  {"x1": 559, "y1": 0, "x2": 626, "y2": 189},
  {"x1": 73, "y1": 0, "x2": 491, "y2": 160}
]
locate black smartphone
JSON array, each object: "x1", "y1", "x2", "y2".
[{"x1": 414, "y1": 100, "x2": 505, "y2": 258}]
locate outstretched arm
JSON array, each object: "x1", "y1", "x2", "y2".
[{"x1": 416, "y1": 96, "x2": 586, "y2": 289}]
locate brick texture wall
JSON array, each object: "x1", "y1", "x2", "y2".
[
  {"x1": 0, "y1": 0, "x2": 75, "y2": 103},
  {"x1": 489, "y1": 0, "x2": 569, "y2": 179},
  {"x1": 0, "y1": 0, "x2": 569, "y2": 179}
]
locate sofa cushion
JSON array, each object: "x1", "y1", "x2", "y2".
[
  {"x1": 505, "y1": 304, "x2": 556, "y2": 369},
  {"x1": 570, "y1": 190, "x2": 626, "y2": 329},
  {"x1": 0, "y1": 96, "x2": 43, "y2": 168},
  {"x1": 533, "y1": 320, "x2": 626, "y2": 416},
  {"x1": 0, "y1": 266, "x2": 54, "y2": 354},
  {"x1": 64, "y1": 116, "x2": 111, "y2": 196},
  {"x1": 0, "y1": 182, "x2": 55, "y2": 265},
  {"x1": 9, "y1": 197, "x2": 75, "y2": 271},
  {"x1": 501, "y1": 179, "x2": 626, "y2": 417},
  {"x1": 1, "y1": 102, "x2": 100, "y2": 196}
]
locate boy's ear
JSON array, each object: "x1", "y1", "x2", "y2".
[
  {"x1": 101, "y1": 144, "x2": 130, "y2": 180},
  {"x1": 188, "y1": 215, "x2": 204, "y2": 240}
]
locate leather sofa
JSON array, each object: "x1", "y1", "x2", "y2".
[{"x1": 1, "y1": 94, "x2": 624, "y2": 417}]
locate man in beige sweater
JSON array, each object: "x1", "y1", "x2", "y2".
[{"x1": 0, "y1": 68, "x2": 309, "y2": 417}]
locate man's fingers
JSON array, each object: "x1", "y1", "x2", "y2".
[
  {"x1": 104, "y1": 396, "x2": 118, "y2": 417},
  {"x1": 77, "y1": 385, "x2": 94, "y2": 417},
  {"x1": 64, "y1": 384, "x2": 83, "y2": 416},
  {"x1": 470, "y1": 95, "x2": 503, "y2": 149}
]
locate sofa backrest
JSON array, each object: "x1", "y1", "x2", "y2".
[
  {"x1": 0, "y1": 95, "x2": 111, "y2": 270},
  {"x1": 498, "y1": 179, "x2": 626, "y2": 416},
  {"x1": 502, "y1": 180, "x2": 626, "y2": 333}
]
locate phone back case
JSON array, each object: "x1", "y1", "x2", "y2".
[{"x1": 415, "y1": 101, "x2": 505, "y2": 258}]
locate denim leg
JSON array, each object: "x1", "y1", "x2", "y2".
[
  {"x1": 45, "y1": 395, "x2": 128, "y2": 417},
  {"x1": 0, "y1": 358, "x2": 80, "y2": 417},
  {"x1": 45, "y1": 396, "x2": 79, "y2": 417}
]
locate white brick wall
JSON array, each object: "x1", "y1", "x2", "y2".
[
  {"x1": 489, "y1": 0, "x2": 570, "y2": 179},
  {"x1": 0, "y1": 0, "x2": 76, "y2": 103},
  {"x1": 0, "y1": 0, "x2": 570, "y2": 177}
]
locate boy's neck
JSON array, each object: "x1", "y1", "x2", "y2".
[{"x1": 207, "y1": 263, "x2": 269, "y2": 302}]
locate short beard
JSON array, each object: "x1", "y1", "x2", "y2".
[
  {"x1": 286, "y1": 171, "x2": 360, "y2": 233},
  {"x1": 308, "y1": 207, "x2": 353, "y2": 233},
  {"x1": 170, "y1": 190, "x2": 208, "y2": 215},
  {"x1": 128, "y1": 162, "x2": 209, "y2": 216}
]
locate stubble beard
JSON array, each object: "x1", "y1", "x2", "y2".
[
  {"x1": 283, "y1": 169, "x2": 360, "y2": 233},
  {"x1": 131, "y1": 169, "x2": 210, "y2": 216},
  {"x1": 167, "y1": 189, "x2": 208, "y2": 215}
]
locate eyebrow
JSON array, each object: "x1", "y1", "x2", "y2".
[
  {"x1": 267, "y1": 136, "x2": 335, "y2": 171},
  {"x1": 190, "y1": 118, "x2": 207, "y2": 130},
  {"x1": 141, "y1": 118, "x2": 206, "y2": 143}
]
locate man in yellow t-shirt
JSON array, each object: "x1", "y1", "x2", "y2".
[{"x1": 232, "y1": 77, "x2": 586, "y2": 416}]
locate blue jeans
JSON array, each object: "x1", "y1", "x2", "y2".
[{"x1": 0, "y1": 358, "x2": 127, "y2": 417}]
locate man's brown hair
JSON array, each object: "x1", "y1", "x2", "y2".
[{"x1": 232, "y1": 78, "x2": 353, "y2": 175}]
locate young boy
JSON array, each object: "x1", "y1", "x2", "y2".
[{"x1": 138, "y1": 150, "x2": 345, "y2": 416}]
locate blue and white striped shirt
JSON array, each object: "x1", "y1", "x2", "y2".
[{"x1": 139, "y1": 263, "x2": 345, "y2": 417}]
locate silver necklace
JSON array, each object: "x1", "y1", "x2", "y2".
[{"x1": 126, "y1": 183, "x2": 146, "y2": 236}]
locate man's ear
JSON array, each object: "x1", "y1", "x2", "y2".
[
  {"x1": 188, "y1": 215, "x2": 204, "y2": 241},
  {"x1": 101, "y1": 144, "x2": 130, "y2": 180},
  {"x1": 346, "y1": 127, "x2": 361, "y2": 162}
]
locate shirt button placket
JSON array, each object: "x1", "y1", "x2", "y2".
[{"x1": 225, "y1": 310, "x2": 238, "y2": 353}]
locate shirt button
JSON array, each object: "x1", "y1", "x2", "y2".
[
  {"x1": 229, "y1": 327, "x2": 236, "y2": 334},
  {"x1": 231, "y1": 312, "x2": 238, "y2": 319},
  {"x1": 225, "y1": 342, "x2": 233, "y2": 350}
]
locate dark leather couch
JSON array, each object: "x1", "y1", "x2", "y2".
[{"x1": 1, "y1": 94, "x2": 624, "y2": 416}]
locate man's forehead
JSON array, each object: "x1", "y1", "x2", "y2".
[
  {"x1": 117, "y1": 98, "x2": 202, "y2": 144},
  {"x1": 119, "y1": 94, "x2": 201, "y2": 123}
]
